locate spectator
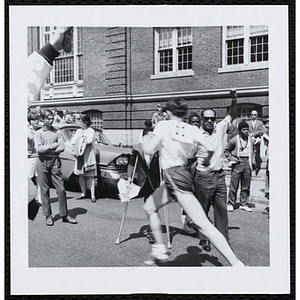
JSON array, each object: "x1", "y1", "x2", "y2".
[
  {"x1": 28, "y1": 111, "x2": 42, "y2": 205},
  {"x1": 139, "y1": 119, "x2": 153, "y2": 144},
  {"x1": 225, "y1": 122, "x2": 255, "y2": 212},
  {"x1": 262, "y1": 119, "x2": 269, "y2": 200},
  {"x1": 128, "y1": 127, "x2": 160, "y2": 244},
  {"x1": 53, "y1": 108, "x2": 62, "y2": 123},
  {"x1": 144, "y1": 119, "x2": 153, "y2": 128},
  {"x1": 192, "y1": 89, "x2": 237, "y2": 251},
  {"x1": 61, "y1": 109, "x2": 73, "y2": 124},
  {"x1": 35, "y1": 109, "x2": 77, "y2": 225},
  {"x1": 247, "y1": 110, "x2": 264, "y2": 175},
  {"x1": 151, "y1": 103, "x2": 168, "y2": 127},
  {"x1": 72, "y1": 115, "x2": 97, "y2": 203},
  {"x1": 188, "y1": 112, "x2": 201, "y2": 128}
]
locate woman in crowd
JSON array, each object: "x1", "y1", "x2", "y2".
[{"x1": 73, "y1": 115, "x2": 97, "y2": 203}]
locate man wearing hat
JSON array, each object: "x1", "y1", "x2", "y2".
[{"x1": 225, "y1": 121, "x2": 255, "y2": 212}]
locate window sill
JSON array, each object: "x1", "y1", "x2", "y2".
[
  {"x1": 151, "y1": 70, "x2": 194, "y2": 80},
  {"x1": 218, "y1": 63, "x2": 269, "y2": 74}
]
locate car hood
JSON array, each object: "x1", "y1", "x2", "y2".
[{"x1": 95, "y1": 144, "x2": 132, "y2": 165}]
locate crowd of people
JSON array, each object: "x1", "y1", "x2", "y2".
[{"x1": 27, "y1": 26, "x2": 270, "y2": 267}]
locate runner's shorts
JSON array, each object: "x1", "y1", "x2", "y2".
[{"x1": 151, "y1": 166, "x2": 194, "y2": 209}]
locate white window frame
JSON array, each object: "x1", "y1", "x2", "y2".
[
  {"x1": 40, "y1": 26, "x2": 83, "y2": 100},
  {"x1": 151, "y1": 27, "x2": 194, "y2": 80},
  {"x1": 219, "y1": 25, "x2": 269, "y2": 73}
]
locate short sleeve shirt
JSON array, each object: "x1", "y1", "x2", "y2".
[
  {"x1": 153, "y1": 120, "x2": 201, "y2": 170},
  {"x1": 196, "y1": 115, "x2": 231, "y2": 171}
]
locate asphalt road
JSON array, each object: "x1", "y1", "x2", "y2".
[{"x1": 28, "y1": 184, "x2": 269, "y2": 268}]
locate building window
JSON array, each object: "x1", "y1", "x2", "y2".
[
  {"x1": 152, "y1": 27, "x2": 194, "y2": 79},
  {"x1": 219, "y1": 25, "x2": 268, "y2": 73},
  {"x1": 40, "y1": 27, "x2": 83, "y2": 100}
]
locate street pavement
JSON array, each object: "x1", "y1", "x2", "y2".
[{"x1": 28, "y1": 169, "x2": 269, "y2": 268}]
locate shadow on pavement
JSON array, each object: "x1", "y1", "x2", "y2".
[
  {"x1": 158, "y1": 246, "x2": 224, "y2": 267},
  {"x1": 49, "y1": 196, "x2": 74, "y2": 204},
  {"x1": 120, "y1": 224, "x2": 149, "y2": 244},
  {"x1": 52, "y1": 207, "x2": 87, "y2": 221}
]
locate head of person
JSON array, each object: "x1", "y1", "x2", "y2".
[
  {"x1": 157, "y1": 103, "x2": 163, "y2": 113},
  {"x1": 142, "y1": 127, "x2": 153, "y2": 137},
  {"x1": 238, "y1": 121, "x2": 249, "y2": 138},
  {"x1": 165, "y1": 98, "x2": 188, "y2": 119},
  {"x1": 144, "y1": 119, "x2": 153, "y2": 128},
  {"x1": 41, "y1": 109, "x2": 54, "y2": 127},
  {"x1": 28, "y1": 111, "x2": 40, "y2": 130},
  {"x1": 188, "y1": 112, "x2": 201, "y2": 128},
  {"x1": 263, "y1": 118, "x2": 269, "y2": 129},
  {"x1": 201, "y1": 108, "x2": 216, "y2": 134},
  {"x1": 250, "y1": 110, "x2": 258, "y2": 121},
  {"x1": 80, "y1": 114, "x2": 92, "y2": 129},
  {"x1": 63, "y1": 109, "x2": 68, "y2": 115}
]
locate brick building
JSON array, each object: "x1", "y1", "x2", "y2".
[{"x1": 27, "y1": 26, "x2": 269, "y2": 146}]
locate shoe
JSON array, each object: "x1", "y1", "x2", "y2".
[
  {"x1": 183, "y1": 222, "x2": 197, "y2": 235},
  {"x1": 144, "y1": 244, "x2": 169, "y2": 266},
  {"x1": 62, "y1": 215, "x2": 77, "y2": 224},
  {"x1": 262, "y1": 207, "x2": 269, "y2": 215},
  {"x1": 199, "y1": 239, "x2": 211, "y2": 252},
  {"x1": 227, "y1": 204, "x2": 234, "y2": 212},
  {"x1": 45, "y1": 215, "x2": 53, "y2": 226},
  {"x1": 240, "y1": 205, "x2": 252, "y2": 212},
  {"x1": 91, "y1": 198, "x2": 96, "y2": 203},
  {"x1": 77, "y1": 194, "x2": 86, "y2": 200}
]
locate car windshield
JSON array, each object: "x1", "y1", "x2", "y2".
[{"x1": 61, "y1": 127, "x2": 112, "y2": 146}]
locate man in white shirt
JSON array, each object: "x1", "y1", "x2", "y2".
[{"x1": 193, "y1": 89, "x2": 237, "y2": 251}]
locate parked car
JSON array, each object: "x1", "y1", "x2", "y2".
[{"x1": 53, "y1": 123, "x2": 132, "y2": 197}]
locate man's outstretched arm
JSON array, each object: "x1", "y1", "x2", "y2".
[
  {"x1": 27, "y1": 27, "x2": 72, "y2": 106},
  {"x1": 228, "y1": 88, "x2": 237, "y2": 121}
]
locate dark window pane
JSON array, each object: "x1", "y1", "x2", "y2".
[
  {"x1": 251, "y1": 54, "x2": 256, "y2": 62},
  {"x1": 239, "y1": 56, "x2": 244, "y2": 63},
  {"x1": 233, "y1": 57, "x2": 237, "y2": 64},
  {"x1": 257, "y1": 53, "x2": 262, "y2": 61},
  {"x1": 257, "y1": 45, "x2": 262, "y2": 52},
  {"x1": 263, "y1": 53, "x2": 268, "y2": 61}
]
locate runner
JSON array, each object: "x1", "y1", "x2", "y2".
[{"x1": 142, "y1": 97, "x2": 244, "y2": 267}]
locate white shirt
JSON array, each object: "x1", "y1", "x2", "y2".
[
  {"x1": 196, "y1": 115, "x2": 231, "y2": 172},
  {"x1": 153, "y1": 120, "x2": 204, "y2": 170}
]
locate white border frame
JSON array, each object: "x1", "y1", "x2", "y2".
[{"x1": 9, "y1": 5, "x2": 289, "y2": 295}]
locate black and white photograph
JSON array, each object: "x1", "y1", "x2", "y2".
[{"x1": 9, "y1": 5, "x2": 291, "y2": 296}]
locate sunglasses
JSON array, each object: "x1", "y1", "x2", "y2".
[
  {"x1": 203, "y1": 117, "x2": 216, "y2": 122},
  {"x1": 251, "y1": 114, "x2": 257, "y2": 116}
]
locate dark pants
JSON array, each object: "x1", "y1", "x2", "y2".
[
  {"x1": 194, "y1": 169, "x2": 228, "y2": 241},
  {"x1": 228, "y1": 158, "x2": 252, "y2": 206},
  {"x1": 37, "y1": 156, "x2": 68, "y2": 218},
  {"x1": 254, "y1": 142, "x2": 262, "y2": 173}
]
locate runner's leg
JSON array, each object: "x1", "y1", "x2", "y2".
[{"x1": 177, "y1": 191, "x2": 243, "y2": 267}]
